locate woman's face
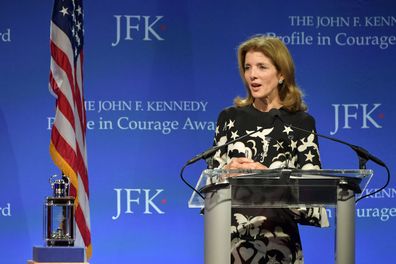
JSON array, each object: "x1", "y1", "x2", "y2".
[{"x1": 243, "y1": 50, "x2": 283, "y2": 102}]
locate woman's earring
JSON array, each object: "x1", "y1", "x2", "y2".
[{"x1": 278, "y1": 79, "x2": 284, "y2": 85}]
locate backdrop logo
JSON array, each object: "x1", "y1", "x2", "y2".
[
  {"x1": 330, "y1": 103, "x2": 383, "y2": 135},
  {"x1": 112, "y1": 15, "x2": 165, "y2": 46},
  {"x1": 1, "y1": 28, "x2": 11, "y2": 42},
  {"x1": 112, "y1": 188, "x2": 166, "y2": 220},
  {"x1": 0, "y1": 203, "x2": 11, "y2": 217}
]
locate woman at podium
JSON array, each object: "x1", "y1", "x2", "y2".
[{"x1": 211, "y1": 35, "x2": 329, "y2": 264}]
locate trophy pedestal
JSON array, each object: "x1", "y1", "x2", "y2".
[
  {"x1": 28, "y1": 246, "x2": 86, "y2": 263},
  {"x1": 28, "y1": 261, "x2": 88, "y2": 264}
]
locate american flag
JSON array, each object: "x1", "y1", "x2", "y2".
[{"x1": 49, "y1": 0, "x2": 91, "y2": 258}]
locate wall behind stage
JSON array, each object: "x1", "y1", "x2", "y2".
[{"x1": 0, "y1": 0, "x2": 395, "y2": 263}]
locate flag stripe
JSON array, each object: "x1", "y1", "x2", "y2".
[
  {"x1": 73, "y1": 56, "x2": 86, "y2": 141},
  {"x1": 51, "y1": 120, "x2": 90, "y2": 198},
  {"x1": 77, "y1": 171, "x2": 90, "y2": 222},
  {"x1": 50, "y1": 22, "x2": 74, "y2": 66},
  {"x1": 53, "y1": 110, "x2": 77, "y2": 152},
  {"x1": 50, "y1": 41, "x2": 75, "y2": 99},
  {"x1": 76, "y1": 204, "x2": 91, "y2": 245},
  {"x1": 50, "y1": 129, "x2": 78, "y2": 180},
  {"x1": 75, "y1": 145, "x2": 89, "y2": 197},
  {"x1": 50, "y1": 54, "x2": 75, "y2": 109},
  {"x1": 50, "y1": 72, "x2": 75, "y2": 128}
]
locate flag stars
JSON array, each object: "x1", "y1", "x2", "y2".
[
  {"x1": 305, "y1": 150, "x2": 315, "y2": 162},
  {"x1": 76, "y1": 6, "x2": 82, "y2": 15},
  {"x1": 75, "y1": 35, "x2": 81, "y2": 46},
  {"x1": 59, "y1": 6, "x2": 69, "y2": 16},
  {"x1": 283, "y1": 125, "x2": 293, "y2": 135},
  {"x1": 76, "y1": 21, "x2": 82, "y2": 31}
]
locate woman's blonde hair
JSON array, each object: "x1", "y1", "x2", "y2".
[{"x1": 234, "y1": 35, "x2": 307, "y2": 112}]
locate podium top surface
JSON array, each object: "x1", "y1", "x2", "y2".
[
  {"x1": 188, "y1": 168, "x2": 373, "y2": 208},
  {"x1": 203, "y1": 168, "x2": 372, "y2": 179}
]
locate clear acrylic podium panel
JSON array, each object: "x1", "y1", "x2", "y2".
[{"x1": 188, "y1": 168, "x2": 373, "y2": 208}]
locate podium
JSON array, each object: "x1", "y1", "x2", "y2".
[{"x1": 188, "y1": 168, "x2": 373, "y2": 264}]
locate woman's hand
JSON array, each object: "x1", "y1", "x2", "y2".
[{"x1": 224, "y1": 157, "x2": 268, "y2": 170}]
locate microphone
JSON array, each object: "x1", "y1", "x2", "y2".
[{"x1": 269, "y1": 108, "x2": 390, "y2": 202}]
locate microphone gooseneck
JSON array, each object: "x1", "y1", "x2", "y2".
[
  {"x1": 271, "y1": 109, "x2": 385, "y2": 169},
  {"x1": 181, "y1": 121, "x2": 269, "y2": 200},
  {"x1": 186, "y1": 126, "x2": 268, "y2": 166},
  {"x1": 271, "y1": 109, "x2": 390, "y2": 202}
]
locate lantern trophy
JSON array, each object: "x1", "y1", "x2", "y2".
[{"x1": 44, "y1": 174, "x2": 75, "y2": 246}]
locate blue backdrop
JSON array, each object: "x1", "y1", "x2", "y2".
[{"x1": 0, "y1": 0, "x2": 395, "y2": 263}]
